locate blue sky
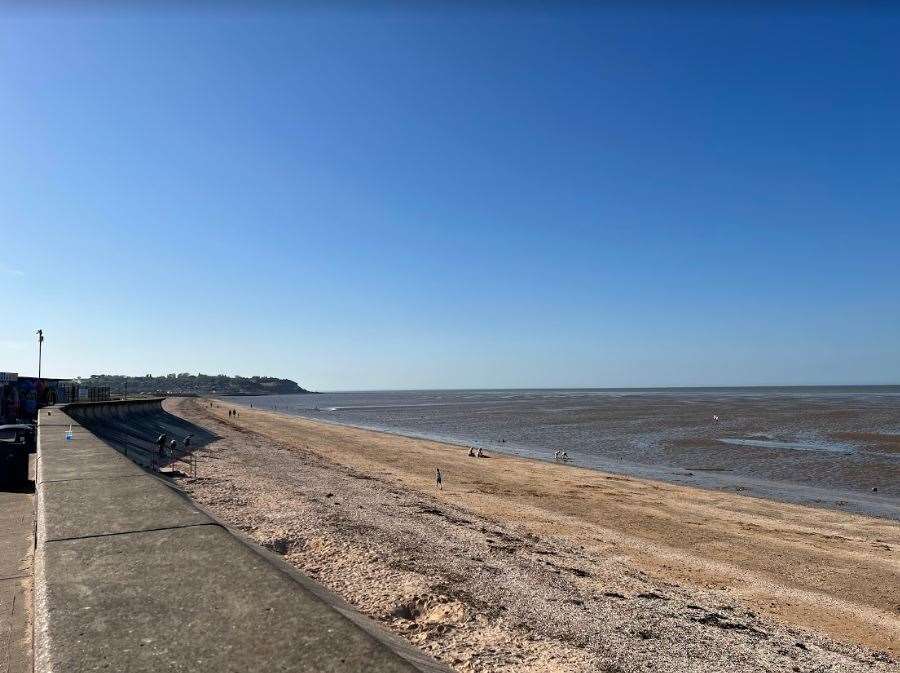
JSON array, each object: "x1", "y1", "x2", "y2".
[{"x1": 2, "y1": 6, "x2": 898, "y2": 390}]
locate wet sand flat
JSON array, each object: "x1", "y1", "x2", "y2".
[
  {"x1": 223, "y1": 389, "x2": 900, "y2": 516},
  {"x1": 169, "y1": 398, "x2": 899, "y2": 672}
]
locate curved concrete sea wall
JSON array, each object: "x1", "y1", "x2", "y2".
[
  {"x1": 35, "y1": 401, "x2": 446, "y2": 673},
  {"x1": 64, "y1": 398, "x2": 179, "y2": 468}
]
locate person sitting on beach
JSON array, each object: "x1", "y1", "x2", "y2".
[
  {"x1": 561, "y1": 451, "x2": 569, "y2": 461},
  {"x1": 476, "y1": 447, "x2": 484, "y2": 458},
  {"x1": 468, "y1": 447, "x2": 475, "y2": 457},
  {"x1": 436, "y1": 468, "x2": 443, "y2": 490},
  {"x1": 554, "y1": 450, "x2": 560, "y2": 460}
]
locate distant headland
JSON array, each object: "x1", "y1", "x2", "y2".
[{"x1": 79, "y1": 373, "x2": 314, "y2": 396}]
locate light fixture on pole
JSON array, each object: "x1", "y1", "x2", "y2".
[{"x1": 36, "y1": 329, "x2": 44, "y2": 381}]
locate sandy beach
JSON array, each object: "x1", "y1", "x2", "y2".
[
  {"x1": 226, "y1": 388, "x2": 900, "y2": 516},
  {"x1": 168, "y1": 397, "x2": 898, "y2": 672}
]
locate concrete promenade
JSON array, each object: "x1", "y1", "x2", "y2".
[
  {"x1": 35, "y1": 402, "x2": 447, "y2": 672},
  {"x1": 0, "y1": 479, "x2": 32, "y2": 673}
]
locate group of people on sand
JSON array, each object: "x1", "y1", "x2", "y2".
[
  {"x1": 152, "y1": 432, "x2": 193, "y2": 471},
  {"x1": 435, "y1": 445, "x2": 573, "y2": 490},
  {"x1": 228, "y1": 409, "x2": 239, "y2": 418},
  {"x1": 435, "y1": 445, "x2": 491, "y2": 490}
]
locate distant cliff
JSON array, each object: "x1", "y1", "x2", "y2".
[{"x1": 79, "y1": 373, "x2": 313, "y2": 396}]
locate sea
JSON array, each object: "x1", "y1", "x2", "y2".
[{"x1": 222, "y1": 386, "x2": 900, "y2": 519}]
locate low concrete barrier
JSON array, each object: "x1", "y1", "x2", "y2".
[{"x1": 35, "y1": 402, "x2": 448, "y2": 673}]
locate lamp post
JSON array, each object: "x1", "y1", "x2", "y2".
[
  {"x1": 36, "y1": 329, "x2": 45, "y2": 409},
  {"x1": 36, "y1": 329, "x2": 44, "y2": 380}
]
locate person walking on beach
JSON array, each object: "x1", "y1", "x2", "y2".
[
  {"x1": 159, "y1": 436, "x2": 170, "y2": 468},
  {"x1": 153, "y1": 433, "x2": 167, "y2": 471},
  {"x1": 436, "y1": 468, "x2": 443, "y2": 490}
]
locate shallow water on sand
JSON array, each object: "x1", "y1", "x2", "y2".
[{"x1": 223, "y1": 387, "x2": 900, "y2": 518}]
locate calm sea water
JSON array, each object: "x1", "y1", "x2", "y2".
[{"x1": 223, "y1": 387, "x2": 900, "y2": 518}]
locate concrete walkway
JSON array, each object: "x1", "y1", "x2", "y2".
[
  {"x1": 0, "y1": 462, "x2": 33, "y2": 673},
  {"x1": 35, "y1": 404, "x2": 450, "y2": 673}
]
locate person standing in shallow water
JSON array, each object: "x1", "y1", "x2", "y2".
[{"x1": 435, "y1": 468, "x2": 443, "y2": 490}]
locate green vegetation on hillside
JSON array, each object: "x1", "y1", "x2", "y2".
[{"x1": 80, "y1": 373, "x2": 312, "y2": 396}]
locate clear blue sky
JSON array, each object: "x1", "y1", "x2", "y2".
[{"x1": 2, "y1": 6, "x2": 898, "y2": 390}]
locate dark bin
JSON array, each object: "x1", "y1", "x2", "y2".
[{"x1": 0, "y1": 440, "x2": 29, "y2": 485}]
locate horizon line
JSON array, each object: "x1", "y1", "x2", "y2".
[{"x1": 270, "y1": 383, "x2": 900, "y2": 394}]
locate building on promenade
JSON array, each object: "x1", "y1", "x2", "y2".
[{"x1": 0, "y1": 372, "x2": 110, "y2": 424}]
